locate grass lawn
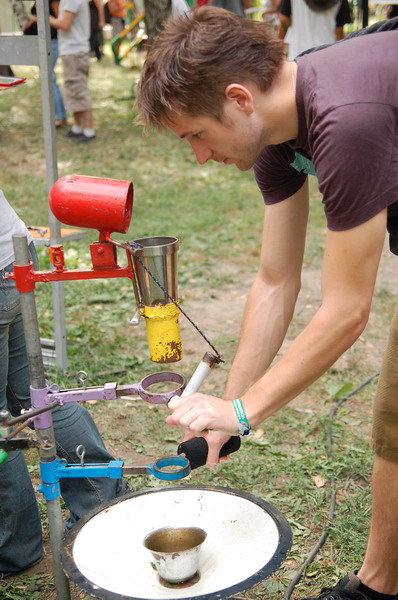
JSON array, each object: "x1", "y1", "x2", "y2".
[{"x1": 0, "y1": 39, "x2": 397, "y2": 600}]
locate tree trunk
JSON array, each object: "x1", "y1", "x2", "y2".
[
  {"x1": 144, "y1": 0, "x2": 171, "y2": 47},
  {"x1": 8, "y1": 0, "x2": 30, "y2": 29}
]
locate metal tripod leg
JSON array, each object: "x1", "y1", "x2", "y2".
[{"x1": 13, "y1": 234, "x2": 71, "y2": 600}]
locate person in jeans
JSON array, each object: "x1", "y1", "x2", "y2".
[
  {"x1": 0, "y1": 190, "x2": 129, "y2": 577},
  {"x1": 50, "y1": 0, "x2": 101, "y2": 142},
  {"x1": 137, "y1": 8, "x2": 398, "y2": 600}
]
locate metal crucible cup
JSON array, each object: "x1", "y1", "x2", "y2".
[
  {"x1": 132, "y1": 236, "x2": 182, "y2": 363},
  {"x1": 132, "y1": 236, "x2": 179, "y2": 306},
  {"x1": 143, "y1": 526, "x2": 207, "y2": 583}
]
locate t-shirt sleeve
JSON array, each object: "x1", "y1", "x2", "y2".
[
  {"x1": 62, "y1": 0, "x2": 81, "y2": 13},
  {"x1": 311, "y1": 103, "x2": 398, "y2": 230},
  {"x1": 253, "y1": 143, "x2": 308, "y2": 204}
]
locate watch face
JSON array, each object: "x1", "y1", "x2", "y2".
[{"x1": 239, "y1": 422, "x2": 251, "y2": 436}]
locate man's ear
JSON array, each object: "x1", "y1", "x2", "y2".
[{"x1": 224, "y1": 84, "x2": 254, "y2": 114}]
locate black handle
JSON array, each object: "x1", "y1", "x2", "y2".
[{"x1": 177, "y1": 435, "x2": 241, "y2": 470}]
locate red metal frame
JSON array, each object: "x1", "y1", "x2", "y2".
[
  {"x1": 10, "y1": 240, "x2": 136, "y2": 292},
  {"x1": 9, "y1": 175, "x2": 137, "y2": 292}
]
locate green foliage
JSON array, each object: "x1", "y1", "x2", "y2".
[{"x1": 0, "y1": 575, "x2": 53, "y2": 600}]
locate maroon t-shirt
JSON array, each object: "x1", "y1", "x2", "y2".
[{"x1": 254, "y1": 30, "x2": 398, "y2": 249}]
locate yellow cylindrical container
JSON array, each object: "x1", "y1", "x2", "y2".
[{"x1": 142, "y1": 302, "x2": 182, "y2": 363}]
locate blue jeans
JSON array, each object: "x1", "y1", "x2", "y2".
[
  {"x1": 51, "y1": 38, "x2": 67, "y2": 121},
  {"x1": 0, "y1": 244, "x2": 129, "y2": 577}
]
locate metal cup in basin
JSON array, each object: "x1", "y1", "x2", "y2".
[{"x1": 143, "y1": 526, "x2": 207, "y2": 583}]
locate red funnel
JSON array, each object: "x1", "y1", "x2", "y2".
[{"x1": 49, "y1": 174, "x2": 133, "y2": 235}]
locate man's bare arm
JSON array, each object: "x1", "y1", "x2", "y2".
[
  {"x1": 243, "y1": 208, "x2": 387, "y2": 426},
  {"x1": 224, "y1": 179, "x2": 309, "y2": 400},
  {"x1": 50, "y1": 9, "x2": 75, "y2": 30},
  {"x1": 168, "y1": 205, "x2": 387, "y2": 435}
]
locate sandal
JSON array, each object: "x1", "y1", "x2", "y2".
[{"x1": 55, "y1": 118, "x2": 67, "y2": 128}]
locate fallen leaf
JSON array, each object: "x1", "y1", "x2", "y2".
[{"x1": 313, "y1": 474, "x2": 327, "y2": 488}]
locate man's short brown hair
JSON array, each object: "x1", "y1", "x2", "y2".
[{"x1": 136, "y1": 6, "x2": 285, "y2": 129}]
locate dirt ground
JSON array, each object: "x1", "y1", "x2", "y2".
[{"x1": 3, "y1": 237, "x2": 397, "y2": 600}]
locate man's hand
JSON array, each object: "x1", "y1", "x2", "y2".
[
  {"x1": 180, "y1": 428, "x2": 233, "y2": 467},
  {"x1": 22, "y1": 15, "x2": 36, "y2": 30},
  {"x1": 204, "y1": 431, "x2": 233, "y2": 466},
  {"x1": 167, "y1": 393, "x2": 238, "y2": 436}
]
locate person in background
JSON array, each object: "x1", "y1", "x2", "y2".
[
  {"x1": 262, "y1": 0, "x2": 281, "y2": 34},
  {"x1": 278, "y1": 0, "x2": 351, "y2": 60},
  {"x1": 50, "y1": 0, "x2": 103, "y2": 142},
  {"x1": 23, "y1": 1, "x2": 68, "y2": 128},
  {"x1": 105, "y1": 0, "x2": 127, "y2": 61},
  {"x1": 210, "y1": 0, "x2": 249, "y2": 18},
  {"x1": 0, "y1": 190, "x2": 129, "y2": 578},
  {"x1": 89, "y1": 0, "x2": 104, "y2": 60}
]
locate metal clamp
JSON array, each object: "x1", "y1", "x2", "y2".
[{"x1": 123, "y1": 454, "x2": 191, "y2": 481}]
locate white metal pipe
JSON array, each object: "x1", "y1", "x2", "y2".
[{"x1": 172, "y1": 352, "x2": 219, "y2": 400}]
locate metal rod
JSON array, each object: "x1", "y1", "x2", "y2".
[
  {"x1": 47, "y1": 498, "x2": 71, "y2": 600},
  {"x1": 13, "y1": 235, "x2": 46, "y2": 389},
  {"x1": 8, "y1": 401, "x2": 59, "y2": 427},
  {"x1": 5, "y1": 422, "x2": 32, "y2": 439},
  {"x1": 182, "y1": 353, "x2": 219, "y2": 396},
  {"x1": 12, "y1": 234, "x2": 71, "y2": 600},
  {"x1": 36, "y1": 0, "x2": 68, "y2": 371},
  {"x1": 169, "y1": 352, "x2": 219, "y2": 405}
]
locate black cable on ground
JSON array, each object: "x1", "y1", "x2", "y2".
[{"x1": 283, "y1": 371, "x2": 380, "y2": 600}]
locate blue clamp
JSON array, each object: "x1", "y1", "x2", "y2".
[
  {"x1": 38, "y1": 455, "x2": 191, "y2": 501},
  {"x1": 39, "y1": 458, "x2": 124, "y2": 501}
]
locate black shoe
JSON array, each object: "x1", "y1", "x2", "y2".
[
  {"x1": 64, "y1": 129, "x2": 83, "y2": 139},
  {"x1": 78, "y1": 133, "x2": 96, "y2": 143},
  {"x1": 302, "y1": 572, "x2": 371, "y2": 600}
]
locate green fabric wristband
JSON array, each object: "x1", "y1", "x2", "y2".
[{"x1": 233, "y1": 398, "x2": 251, "y2": 436}]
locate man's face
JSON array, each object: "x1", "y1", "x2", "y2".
[{"x1": 164, "y1": 103, "x2": 267, "y2": 171}]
